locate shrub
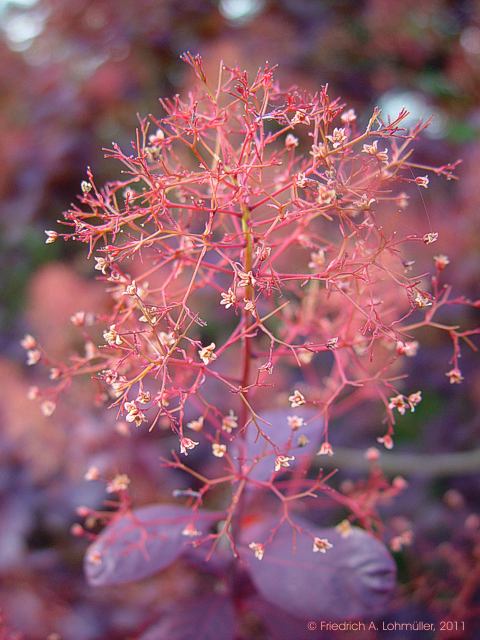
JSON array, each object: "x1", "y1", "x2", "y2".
[{"x1": 25, "y1": 54, "x2": 478, "y2": 632}]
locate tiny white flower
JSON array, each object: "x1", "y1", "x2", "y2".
[
  {"x1": 87, "y1": 550, "x2": 102, "y2": 565},
  {"x1": 212, "y1": 443, "x2": 227, "y2": 458},
  {"x1": 308, "y1": 250, "x2": 326, "y2": 270},
  {"x1": 70, "y1": 311, "x2": 86, "y2": 326},
  {"x1": 296, "y1": 172, "x2": 308, "y2": 188},
  {"x1": 180, "y1": 437, "x2": 199, "y2": 456},
  {"x1": 94, "y1": 256, "x2": 109, "y2": 275},
  {"x1": 299, "y1": 350, "x2": 314, "y2": 364},
  {"x1": 377, "y1": 434, "x2": 394, "y2": 449},
  {"x1": 341, "y1": 109, "x2": 356, "y2": 124},
  {"x1": 396, "y1": 340, "x2": 419, "y2": 357},
  {"x1": 220, "y1": 288, "x2": 236, "y2": 309},
  {"x1": 313, "y1": 537, "x2": 333, "y2": 553},
  {"x1": 85, "y1": 341, "x2": 96, "y2": 360},
  {"x1": 446, "y1": 368, "x2": 464, "y2": 384},
  {"x1": 137, "y1": 391, "x2": 151, "y2": 404},
  {"x1": 106, "y1": 473, "x2": 130, "y2": 493},
  {"x1": 285, "y1": 133, "x2": 299, "y2": 149},
  {"x1": 41, "y1": 400, "x2": 56, "y2": 417},
  {"x1": 326, "y1": 337, "x2": 339, "y2": 350},
  {"x1": 407, "y1": 391, "x2": 422, "y2": 411},
  {"x1": 288, "y1": 389, "x2": 305, "y2": 408},
  {"x1": 248, "y1": 542, "x2": 265, "y2": 560},
  {"x1": 124, "y1": 401, "x2": 146, "y2": 426},
  {"x1": 291, "y1": 110, "x2": 310, "y2": 126},
  {"x1": 27, "y1": 385, "x2": 40, "y2": 400},
  {"x1": 124, "y1": 280, "x2": 138, "y2": 296},
  {"x1": 20, "y1": 334, "x2": 36, "y2": 350},
  {"x1": 434, "y1": 254, "x2": 450, "y2": 270},
  {"x1": 326, "y1": 127, "x2": 347, "y2": 148},
  {"x1": 243, "y1": 299, "x2": 256, "y2": 315},
  {"x1": 274, "y1": 455, "x2": 295, "y2": 472},
  {"x1": 159, "y1": 331, "x2": 176, "y2": 349},
  {"x1": 317, "y1": 442, "x2": 334, "y2": 456},
  {"x1": 103, "y1": 324, "x2": 123, "y2": 346},
  {"x1": 311, "y1": 143, "x2": 329, "y2": 160},
  {"x1": 397, "y1": 192, "x2": 409, "y2": 209},
  {"x1": 198, "y1": 342, "x2": 217, "y2": 365},
  {"x1": 237, "y1": 270, "x2": 256, "y2": 289},
  {"x1": 45, "y1": 230, "x2": 58, "y2": 244},
  {"x1": 187, "y1": 416, "x2": 204, "y2": 432},
  {"x1": 414, "y1": 292, "x2": 432, "y2": 308},
  {"x1": 415, "y1": 175, "x2": 429, "y2": 188},
  {"x1": 423, "y1": 232, "x2": 438, "y2": 245},
  {"x1": 49, "y1": 367, "x2": 61, "y2": 380},
  {"x1": 287, "y1": 415, "x2": 304, "y2": 431},
  {"x1": 182, "y1": 522, "x2": 201, "y2": 537},
  {"x1": 355, "y1": 194, "x2": 376, "y2": 210},
  {"x1": 222, "y1": 410, "x2": 238, "y2": 433},
  {"x1": 317, "y1": 184, "x2": 336, "y2": 205},
  {"x1": 84, "y1": 466, "x2": 100, "y2": 481},
  {"x1": 149, "y1": 128, "x2": 165, "y2": 146},
  {"x1": 388, "y1": 394, "x2": 408, "y2": 415},
  {"x1": 26, "y1": 349, "x2": 41, "y2": 366},
  {"x1": 362, "y1": 140, "x2": 388, "y2": 163}
]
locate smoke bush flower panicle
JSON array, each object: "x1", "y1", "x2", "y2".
[{"x1": 34, "y1": 57, "x2": 478, "y2": 559}]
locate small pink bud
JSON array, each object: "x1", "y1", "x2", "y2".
[
  {"x1": 70, "y1": 524, "x2": 84, "y2": 537},
  {"x1": 84, "y1": 466, "x2": 100, "y2": 481},
  {"x1": 392, "y1": 476, "x2": 408, "y2": 490},
  {"x1": 365, "y1": 447, "x2": 380, "y2": 461},
  {"x1": 317, "y1": 442, "x2": 334, "y2": 456},
  {"x1": 415, "y1": 175, "x2": 429, "y2": 188},
  {"x1": 377, "y1": 434, "x2": 394, "y2": 450}
]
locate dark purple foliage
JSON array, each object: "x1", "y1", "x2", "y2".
[
  {"x1": 238, "y1": 408, "x2": 323, "y2": 481},
  {"x1": 139, "y1": 593, "x2": 236, "y2": 640},
  {"x1": 240, "y1": 517, "x2": 396, "y2": 620},
  {"x1": 246, "y1": 597, "x2": 320, "y2": 640},
  {"x1": 85, "y1": 504, "x2": 217, "y2": 586}
]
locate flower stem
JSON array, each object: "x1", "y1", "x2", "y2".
[{"x1": 240, "y1": 204, "x2": 254, "y2": 428}]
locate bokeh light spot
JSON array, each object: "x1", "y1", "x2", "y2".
[{"x1": 219, "y1": 0, "x2": 265, "y2": 24}]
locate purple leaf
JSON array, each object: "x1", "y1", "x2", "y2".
[
  {"x1": 246, "y1": 597, "x2": 318, "y2": 640},
  {"x1": 139, "y1": 593, "x2": 236, "y2": 640},
  {"x1": 240, "y1": 517, "x2": 396, "y2": 620},
  {"x1": 236, "y1": 408, "x2": 323, "y2": 481},
  {"x1": 184, "y1": 541, "x2": 234, "y2": 575},
  {"x1": 84, "y1": 504, "x2": 218, "y2": 586}
]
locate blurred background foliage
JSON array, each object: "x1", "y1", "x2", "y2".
[
  {"x1": 1, "y1": 0, "x2": 480, "y2": 331},
  {"x1": 0, "y1": 1, "x2": 479, "y2": 638}
]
